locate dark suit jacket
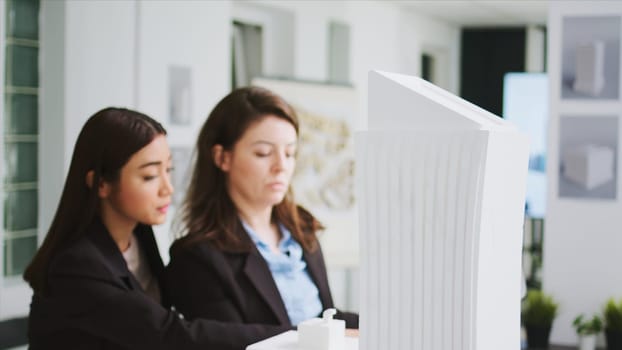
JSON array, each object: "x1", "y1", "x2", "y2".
[
  {"x1": 27, "y1": 219, "x2": 290, "y2": 350},
  {"x1": 164, "y1": 225, "x2": 359, "y2": 331}
]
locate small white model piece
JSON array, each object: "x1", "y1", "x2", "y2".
[
  {"x1": 573, "y1": 41, "x2": 605, "y2": 96},
  {"x1": 298, "y1": 309, "x2": 346, "y2": 350},
  {"x1": 563, "y1": 144, "x2": 614, "y2": 190},
  {"x1": 246, "y1": 330, "x2": 358, "y2": 350}
]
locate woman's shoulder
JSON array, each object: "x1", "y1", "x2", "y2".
[
  {"x1": 49, "y1": 234, "x2": 103, "y2": 275},
  {"x1": 43, "y1": 237, "x2": 121, "y2": 302},
  {"x1": 166, "y1": 234, "x2": 244, "y2": 283},
  {"x1": 170, "y1": 224, "x2": 254, "y2": 257},
  {"x1": 169, "y1": 234, "x2": 227, "y2": 261},
  {"x1": 47, "y1": 222, "x2": 127, "y2": 289}
]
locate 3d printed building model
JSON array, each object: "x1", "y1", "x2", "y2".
[
  {"x1": 357, "y1": 71, "x2": 529, "y2": 350},
  {"x1": 573, "y1": 41, "x2": 605, "y2": 96},
  {"x1": 247, "y1": 309, "x2": 348, "y2": 350},
  {"x1": 298, "y1": 309, "x2": 345, "y2": 350},
  {"x1": 562, "y1": 143, "x2": 614, "y2": 190}
]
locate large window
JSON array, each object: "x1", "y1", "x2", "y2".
[
  {"x1": 503, "y1": 72, "x2": 548, "y2": 290},
  {"x1": 231, "y1": 20, "x2": 263, "y2": 89},
  {"x1": 2, "y1": 0, "x2": 40, "y2": 278},
  {"x1": 503, "y1": 72, "x2": 548, "y2": 219}
]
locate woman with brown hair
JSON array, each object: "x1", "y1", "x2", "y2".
[
  {"x1": 24, "y1": 107, "x2": 289, "y2": 350},
  {"x1": 165, "y1": 87, "x2": 358, "y2": 337}
]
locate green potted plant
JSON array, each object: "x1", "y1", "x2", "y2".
[
  {"x1": 573, "y1": 314, "x2": 602, "y2": 350},
  {"x1": 604, "y1": 298, "x2": 622, "y2": 350},
  {"x1": 522, "y1": 289, "x2": 559, "y2": 348}
]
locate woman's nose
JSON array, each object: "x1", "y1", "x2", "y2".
[
  {"x1": 272, "y1": 152, "x2": 287, "y2": 172},
  {"x1": 161, "y1": 172, "x2": 174, "y2": 196}
]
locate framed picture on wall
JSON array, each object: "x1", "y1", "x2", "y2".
[
  {"x1": 561, "y1": 16, "x2": 621, "y2": 100},
  {"x1": 168, "y1": 65, "x2": 193, "y2": 126},
  {"x1": 558, "y1": 115, "x2": 618, "y2": 200}
]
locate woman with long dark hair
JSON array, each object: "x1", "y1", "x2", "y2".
[
  {"x1": 165, "y1": 87, "x2": 358, "y2": 335},
  {"x1": 24, "y1": 107, "x2": 289, "y2": 350}
]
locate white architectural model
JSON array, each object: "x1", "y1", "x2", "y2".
[
  {"x1": 573, "y1": 41, "x2": 605, "y2": 96},
  {"x1": 246, "y1": 309, "x2": 353, "y2": 350},
  {"x1": 246, "y1": 331, "x2": 358, "y2": 350},
  {"x1": 562, "y1": 143, "x2": 614, "y2": 190},
  {"x1": 357, "y1": 71, "x2": 529, "y2": 350},
  {"x1": 298, "y1": 309, "x2": 345, "y2": 350}
]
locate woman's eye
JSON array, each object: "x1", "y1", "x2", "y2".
[
  {"x1": 255, "y1": 152, "x2": 270, "y2": 157},
  {"x1": 143, "y1": 175, "x2": 157, "y2": 181},
  {"x1": 166, "y1": 167, "x2": 175, "y2": 174}
]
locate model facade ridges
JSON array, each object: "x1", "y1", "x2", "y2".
[{"x1": 358, "y1": 70, "x2": 529, "y2": 350}]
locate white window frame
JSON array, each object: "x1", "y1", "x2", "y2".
[
  {"x1": 232, "y1": 2, "x2": 294, "y2": 80},
  {"x1": 0, "y1": 0, "x2": 35, "y2": 321}
]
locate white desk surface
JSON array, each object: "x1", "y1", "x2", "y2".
[{"x1": 246, "y1": 330, "x2": 358, "y2": 350}]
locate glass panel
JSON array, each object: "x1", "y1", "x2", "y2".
[
  {"x1": 327, "y1": 21, "x2": 350, "y2": 84},
  {"x1": 5, "y1": 93, "x2": 38, "y2": 135},
  {"x1": 3, "y1": 189, "x2": 37, "y2": 231},
  {"x1": 6, "y1": 0, "x2": 40, "y2": 40},
  {"x1": 421, "y1": 53, "x2": 435, "y2": 83},
  {"x1": 6, "y1": 44, "x2": 39, "y2": 87},
  {"x1": 3, "y1": 235, "x2": 37, "y2": 276},
  {"x1": 4, "y1": 141, "x2": 38, "y2": 183},
  {"x1": 231, "y1": 21, "x2": 263, "y2": 88}
]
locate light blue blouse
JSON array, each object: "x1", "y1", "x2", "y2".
[{"x1": 241, "y1": 220, "x2": 323, "y2": 326}]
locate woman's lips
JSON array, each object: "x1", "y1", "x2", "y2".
[
  {"x1": 268, "y1": 182, "x2": 286, "y2": 190},
  {"x1": 157, "y1": 204, "x2": 170, "y2": 213}
]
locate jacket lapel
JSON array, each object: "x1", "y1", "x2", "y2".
[
  {"x1": 303, "y1": 245, "x2": 334, "y2": 310},
  {"x1": 195, "y1": 242, "x2": 248, "y2": 313},
  {"x1": 87, "y1": 218, "x2": 143, "y2": 292},
  {"x1": 242, "y1": 244, "x2": 291, "y2": 325},
  {"x1": 135, "y1": 224, "x2": 165, "y2": 278}
]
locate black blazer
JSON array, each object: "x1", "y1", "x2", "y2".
[
  {"x1": 27, "y1": 219, "x2": 290, "y2": 350},
  {"x1": 164, "y1": 225, "x2": 359, "y2": 331}
]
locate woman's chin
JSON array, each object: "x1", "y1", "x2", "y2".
[
  {"x1": 265, "y1": 195, "x2": 287, "y2": 207},
  {"x1": 145, "y1": 215, "x2": 167, "y2": 226}
]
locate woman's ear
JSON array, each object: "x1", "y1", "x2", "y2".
[
  {"x1": 85, "y1": 170, "x2": 95, "y2": 189},
  {"x1": 85, "y1": 170, "x2": 111, "y2": 198},
  {"x1": 212, "y1": 144, "x2": 231, "y2": 172}
]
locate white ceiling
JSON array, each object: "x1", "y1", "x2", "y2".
[{"x1": 394, "y1": 0, "x2": 548, "y2": 27}]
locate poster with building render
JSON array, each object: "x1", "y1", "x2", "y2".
[{"x1": 561, "y1": 16, "x2": 621, "y2": 100}]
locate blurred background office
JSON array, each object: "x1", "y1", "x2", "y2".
[{"x1": 2, "y1": 1, "x2": 621, "y2": 349}]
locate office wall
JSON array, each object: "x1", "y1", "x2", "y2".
[
  {"x1": 349, "y1": 2, "x2": 460, "y2": 130},
  {"x1": 545, "y1": 1, "x2": 622, "y2": 346},
  {"x1": 399, "y1": 10, "x2": 461, "y2": 93},
  {"x1": 40, "y1": 0, "x2": 138, "y2": 241},
  {"x1": 135, "y1": 1, "x2": 233, "y2": 258},
  {"x1": 235, "y1": 0, "x2": 460, "y2": 130},
  {"x1": 5, "y1": 0, "x2": 139, "y2": 321}
]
